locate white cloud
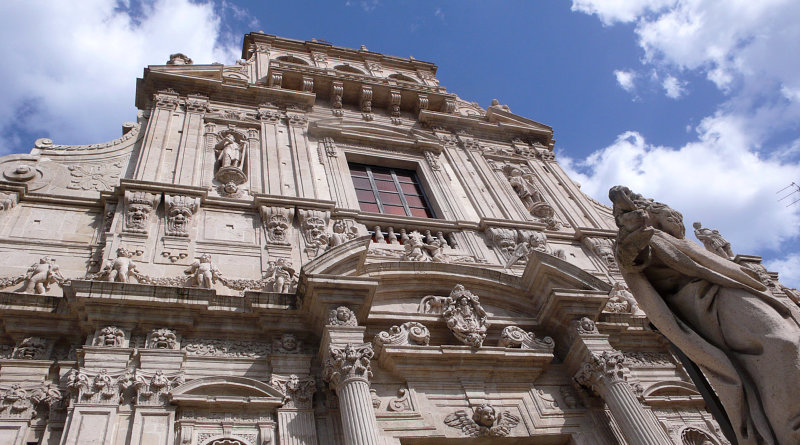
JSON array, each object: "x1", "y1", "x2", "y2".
[
  {"x1": 614, "y1": 70, "x2": 637, "y2": 93},
  {"x1": 570, "y1": 0, "x2": 800, "y2": 286},
  {"x1": 0, "y1": 0, "x2": 239, "y2": 154},
  {"x1": 662, "y1": 75, "x2": 685, "y2": 98}
]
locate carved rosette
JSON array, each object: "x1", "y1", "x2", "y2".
[
  {"x1": 323, "y1": 343, "x2": 374, "y2": 389},
  {"x1": 124, "y1": 190, "x2": 161, "y2": 234},
  {"x1": 326, "y1": 306, "x2": 358, "y2": 327},
  {"x1": 164, "y1": 194, "x2": 200, "y2": 237},
  {"x1": 498, "y1": 326, "x2": 554, "y2": 350},
  {"x1": 574, "y1": 351, "x2": 628, "y2": 395},
  {"x1": 373, "y1": 322, "x2": 430, "y2": 354},
  {"x1": 260, "y1": 206, "x2": 294, "y2": 245},
  {"x1": 270, "y1": 375, "x2": 316, "y2": 409}
]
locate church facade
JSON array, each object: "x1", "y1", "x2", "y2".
[{"x1": 0, "y1": 32, "x2": 736, "y2": 444}]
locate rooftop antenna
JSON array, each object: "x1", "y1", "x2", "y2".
[{"x1": 777, "y1": 182, "x2": 800, "y2": 207}]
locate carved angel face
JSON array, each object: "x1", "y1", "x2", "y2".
[
  {"x1": 473, "y1": 404, "x2": 496, "y2": 428},
  {"x1": 200, "y1": 254, "x2": 212, "y2": 264},
  {"x1": 333, "y1": 220, "x2": 345, "y2": 234},
  {"x1": 336, "y1": 307, "x2": 351, "y2": 322},
  {"x1": 281, "y1": 334, "x2": 297, "y2": 351},
  {"x1": 127, "y1": 204, "x2": 149, "y2": 227}
]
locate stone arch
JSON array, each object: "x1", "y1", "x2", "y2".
[
  {"x1": 201, "y1": 436, "x2": 249, "y2": 445},
  {"x1": 275, "y1": 55, "x2": 310, "y2": 65},
  {"x1": 642, "y1": 381, "x2": 701, "y2": 398},
  {"x1": 680, "y1": 426, "x2": 719, "y2": 445},
  {"x1": 334, "y1": 64, "x2": 365, "y2": 74},
  {"x1": 171, "y1": 376, "x2": 285, "y2": 407},
  {"x1": 388, "y1": 73, "x2": 418, "y2": 83}
]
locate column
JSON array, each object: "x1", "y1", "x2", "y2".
[
  {"x1": 323, "y1": 343, "x2": 380, "y2": 445},
  {"x1": 574, "y1": 351, "x2": 672, "y2": 445}
]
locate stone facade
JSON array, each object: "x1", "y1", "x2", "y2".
[{"x1": 0, "y1": 32, "x2": 733, "y2": 444}]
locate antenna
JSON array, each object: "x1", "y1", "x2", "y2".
[{"x1": 777, "y1": 182, "x2": 800, "y2": 207}]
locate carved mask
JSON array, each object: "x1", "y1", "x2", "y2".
[{"x1": 127, "y1": 204, "x2": 150, "y2": 228}]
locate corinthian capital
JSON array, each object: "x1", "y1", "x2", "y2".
[
  {"x1": 574, "y1": 350, "x2": 628, "y2": 395},
  {"x1": 323, "y1": 343, "x2": 374, "y2": 389}
]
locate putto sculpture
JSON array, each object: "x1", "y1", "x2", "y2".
[
  {"x1": 184, "y1": 254, "x2": 222, "y2": 289},
  {"x1": 444, "y1": 403, "x2": 520, "y2": 437},
  {"x1": 22, "y1": 257, "x2": 64, "y2": 294},
  {"x1": 609, "y1": 185, "x2": 800, "y2": 445},
  {"x1": 95, "y1": 247, "x2": 138, "y2": 283}
]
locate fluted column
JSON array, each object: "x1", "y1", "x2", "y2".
[
  {"x1": 575, "y1": 351, "x2": 671, "y2": 445},
  {"x1": 323, "y1": 343, "x2": 380, "y2": 445}
]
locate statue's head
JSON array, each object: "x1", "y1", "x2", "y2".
[
  {"x1": 473, "y1": 404, "x2": 496, "y2": 427},
  {"x1": 692, "y1": 221, "x2": 702, "y2": 229},
  {"x1": 200, "y1": 253, "x2": 212, "y2": 263}
]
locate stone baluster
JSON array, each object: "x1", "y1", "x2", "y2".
[
  {"x1": 423, "y1": 230, "x2": 434, "y2": 244},
  {"x1": 323, "y1": 343, "x2": 380, "y2": 445},
  {"x1": 574, "y1": 351, "x2": 672, "y2": 445},
  {"x1": 373, "y1": 226, "x2": 385, "y2": 243},
  {"x1": 399, "y1": 229, "x2": 409, "y2": 244},
  {"x1": 386, "y1": 227, "x2": 398, "y2": 244},
  {"x1": 436, "y1": 231, "x2": 449, "y2": 248}
]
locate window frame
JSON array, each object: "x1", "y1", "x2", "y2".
[{"x1": 349, "y1": 162, "x2": 436, "y2": 218}]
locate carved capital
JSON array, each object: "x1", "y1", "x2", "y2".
[
  {"x1": 153, "y1": 90, "x2": 180, "y2": 110},
  {"x1": 185, "y1": 94, "x2": 209, "y2": 113},
  {"x1": 257, "y1": 108, "x2": 282, "y2": 123},
  {"x1": 323, "y1": 343, "x2": 374, "y2": 388},
  {"x1": 271, "y1": 375, "x2": 316, "y2": 409},
  {"x1": 286, "y1": 113, "x2": 308, "y2": 127},
  {"x1": 574, "y1": 351, "x2": 628, "y2": 395}
]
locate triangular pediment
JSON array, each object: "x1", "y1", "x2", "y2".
[{"x1": 485, "y1": 106, "x2": 553, "y2": 133}]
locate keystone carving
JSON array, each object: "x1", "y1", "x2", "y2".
[
  {"x1": 444, "y1": 403, "x2": 520, "y2": 437},
  {"x1": 326, "y1": 306, "x2": 358, "y2": 327},
  {"x1": 498, "y1": 326, "x2": 554, "y2": 350},
  {"x1": 147, "y1": 328, "x2": 179, "y2": 350},
  {"x1": 373, "y1": 322, "x2": 431, "y2": 353},
  {"x1": 419, "y1": 284, "x2": 488, "y2": 347},
  {"x1": 323, "y1": 343, "x2": 374, "y2": 388},
  {"x1": 164, "y1": 195, "x2": 200, "y2": 237},
  {"x1": 260, "y1": 206, "x2": 294, "y2": 245},
  {"x1": 270, "y1": 374, "x2": 316, "y2": 409},
  {"x1": 124, "y1": 190, "x2": 160, "y2": 234},
  {"x1": 93, "y1": 326, "x2": 126, "y2": 347}
]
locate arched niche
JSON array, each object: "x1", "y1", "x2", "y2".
[
  {"x1": 388, "y1": 73, "x2": 419, "y2": 83},
  {"x1": 334, "y1": 64, "x2": 365, "y2": 74},
  {"x1": 275, "y1": 55, "x2": 310, "y2": 66}
]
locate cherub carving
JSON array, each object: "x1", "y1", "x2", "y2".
[
  {"x1": 328, "y1": 219, "x2": 358, "y2": 248},
  {"x1": 22, "y1": 257, "x2": 64, "y2": 294},
  {"x1": 184, "y1": 254, "x2": 222, "y2": 288},
  {"x1": 327, "y1": 306, "x2": 358, "y2": 327},
  {"x1": 263, "y1": 258, "x2": 296, "y2": 293},
  {"x1": 273, "y1": 333, "x2": 302, "y2": 353},
  {"x1": 444, "y1": 403, "x2": 520, "y2": 437},
  {"x1": 97, "y1": 247, "x2": 138, "y2": 283},
  {"x1": 403, "y1": 231, "x2": 428, "y2": 261}
]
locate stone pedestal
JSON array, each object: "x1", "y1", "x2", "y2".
[{"x1": 575, "y1": 351, "x2": 671, "y2": 445}]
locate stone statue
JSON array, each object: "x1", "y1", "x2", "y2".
[
  {"x1": 22, "y1": 257, "x2": 64, "y2": 294},
  {"x1": 184, "y1": 254, "x2": 222, "y2": 288},
  {"x1": 215, "y1": 134, "x2": 244, "y2": 169},
  {"x1": 693, "y1": 221, "x2": 734, "y2": 259},
  {"x1": 443, "y1": 403, "x2": 520, "y2": 437},
  {"x1": 263, "y1": 258, "x2": 296, "y2": 293},
  {"x1": 328, "y1": 219, "x2": 357, "y2": 248},
  {"x1": 609, "y1": 185, "x2": 800, "y2": 445},
  {"x1": 98, "y1": 247, "x2": 137, "y2": 283}
]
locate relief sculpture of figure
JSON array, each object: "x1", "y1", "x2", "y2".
[
  {"x1": 693, "y1": 221, "x2": 734, "y2": 259},
  {"x1": 609, "y1": 185, "x2": 800, "y2": 445},
  {"x1": 23, "y1": 257, "x2": 64, "y2": 294},
  {"x1": 184, "y1": 254, "x2": 222, "y2": 289},
  {"x1": 215, "y1": 134, "x2": 243, "y2": 169}
]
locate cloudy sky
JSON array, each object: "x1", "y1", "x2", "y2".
[{"x1": 2, "y1": 1, "x2": 799, "y2": 285}]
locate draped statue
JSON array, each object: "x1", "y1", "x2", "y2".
[{"x1": 609, "y1": 185, "x2": 800, "y2": 445}]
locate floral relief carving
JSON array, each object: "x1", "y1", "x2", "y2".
[
  {"x1": 387, "y1": 388, "x2": 413, "y2": 412},
  {"x1": 67, "y1": 159, "x2": 125, "y2": 191},
  {"x1": 419, "y1": 284, "x2": 488, "y2": 348},
  {"x1": 183, "y1": 338, "x2": 270, "y2": 357},
  {"x1": 444, "y1": 403, "x2": 520, "y2": 437},
  {"x1": 498, "y1": 326, "x2": 554, "y2": 350}
]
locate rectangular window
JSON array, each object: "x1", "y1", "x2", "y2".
[{"x1": 349, "y1": 163, "x2": 435, "y2": 218}]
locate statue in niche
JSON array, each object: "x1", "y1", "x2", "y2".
[
  {"x1": 503, "y1": 165, "x2": 556, "y2": 223},
  {"x1": 609, "y1": 185, "x2": 800, "y2": 445},
  {"x1": 184, "y1": 254, "x2": 222, "y2": 289},
  {"x1": 693, "y1": 221, "x2": 734, "y2": 259},
  {"x1": 97, "y1": 247, "x2": 138, "y2": 283},
  {"x1": 213, "y1": 132, "x2": 248, "y2": 185},
  {"x1": 22, "y1": 257, "x2": 64, "y2": 294},
  {"x1": 263, "y1": 258, "x2": 296, "y2": 293},
  {"x1": 444, "y1": 403, "x2": 520, "y2": 437}
]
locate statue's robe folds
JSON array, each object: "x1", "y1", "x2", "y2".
[{"x1": 622, "y1": 230, "x2": 800, "y2": 445}]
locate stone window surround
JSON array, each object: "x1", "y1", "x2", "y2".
[{"x1": 348, "y1": 162, "x2": 435, "y2": 219}]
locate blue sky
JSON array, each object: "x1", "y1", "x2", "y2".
[{"x1": 2, "y1": 0, "x2": 800, "y2": 286}]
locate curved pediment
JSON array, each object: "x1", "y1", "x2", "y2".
[
  {"x1": 309, "y1": 119, "x2": 442, "y2": 152},
  {"x1": 170, "y1": 376, "x2": 285, "y2": 408}
]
